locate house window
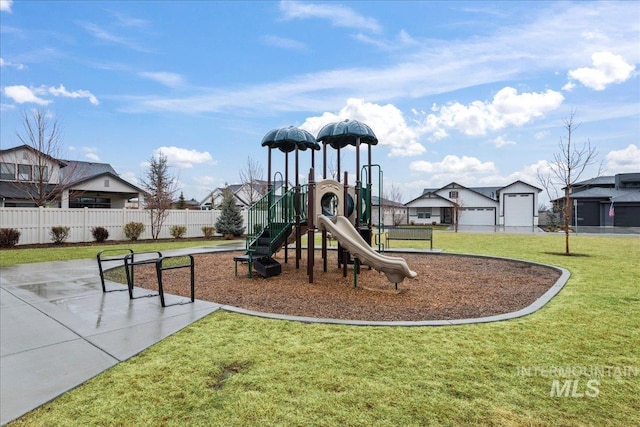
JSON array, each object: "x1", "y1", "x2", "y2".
[
  {"x1": 34, "y1": 166, "x2": 49, "y2": 182},
  {"x1": 104, "y1": 179, "x2": 110, "y2": 187},
  {"x1": 69, "y1": 197, "x2": 111, "y2": 209},
  {"x1": 4, "y1": 201, "x2": 37, "y2": 207},
  {"x1": 18, "y1": 164, "x2": 32, "y2": 181},
  {"x1": 0, "y1": 163, "x2": 16, "y2": 180},
  {"x1": 449, "y1": 190, "x2": 458, "y2": 199},
  {"x1": 417, "y1": 208, "x2": 431, "y2": 219}
]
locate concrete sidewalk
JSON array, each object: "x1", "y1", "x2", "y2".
[{"x1": 0, "y1": 246, "x2": 239, "y2": 425}]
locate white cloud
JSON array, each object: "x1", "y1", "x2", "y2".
[
  {"x1": 81, "y1": 147, "x2": 100, "y2": 161},
  {"x1": 398, "y1": 29, "x2": 418, "y2": 46},
  {"x1": 79, "y1": 22, "x2": 148, "y2": 52},
  {"x1": 126, "y1": 3, "x2": 638, "y2": 119},
  {"x1": 154, "y1": 146, "x2": 215, "y2": 169},
  {"x1": 3, "y1": 84, "x2": 98, "y2": 105},
  {"x1": 354, "y1": 29, "x2": 419, "y2": 50},
  {"x1": 193, "y1": 175, "x2": 219, "y2": 187},
  {"x1": 565, "y1": 52, "x2": 636, "y2": 91},
  {"x1": 192, "y1": 175, "x2": 224, "y2": 201},
  {"x1": 48, "y1": 84, "x2": 99, "y2": 105},
  {"x1": 493, "y1": 135, "x2": 516, "y2": 148},
  {"x1": 3, "y1": 85, "x2": 50, "y2": 105},
  {"x1": 118, "y1": 171, "x2": 141, "y2": 187},
  {"x1": 261, "y1": 35, "x2": 307, "y2": 51},
  {"x1": 410, "y1": 155, "x2": 498, "y2": 178},
  {"x1": 510, "y1": 159, "x2": 550, "y2": 186},
  {"x1": 534, "y1": 131, "x2": 549, "y2": 140},
  {"x1": 138, "y1": 72, "x2": 185, "y2": 88},
  {"x1": 0, "y1": 0, "x2": 12, "y2": 13},
  {"x1": 81, "y1": 22, "x2": 128, "y2": 44},
  {"x1": 420, "y1": 87, "x2": 564, "y2": 139},
  {"x1": 280, "y1": 1, "x2": 381, "y2": 33},
  {"x1": 0, "y1": 57, "x2": 25, "y2": 70},
  {"x1": 111, "y1": 11, "x2": 149, "y2": 28},
  {"x1": 300, "y1": 98, "x2": 426, "y2": 157},
  {"x1": 606, "y1": 144, "x2": 640, "y2": 173}
]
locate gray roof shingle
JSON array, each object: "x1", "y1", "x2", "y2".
[{"x1": 61, "y1": 160, "x2": 118, "y2": 185}]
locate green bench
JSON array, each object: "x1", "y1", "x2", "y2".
[{"x1": 385, "y1": 228, "x2": 433, "y2": 249}]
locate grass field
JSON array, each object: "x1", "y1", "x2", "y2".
[{"x1": 4, "y1": 231, "x2": 639, "y2": 426}]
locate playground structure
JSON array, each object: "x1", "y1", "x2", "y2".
[{"x1": 242, "y1": 120, "x2": 417, "y2": 287}]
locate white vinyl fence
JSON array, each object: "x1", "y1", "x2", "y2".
[{"x1": 0, "y1": 207, "x2": 249, "y2": 245}]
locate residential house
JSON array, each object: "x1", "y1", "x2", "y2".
[
  {"x1": 371, "y1": 195, "x2": 407, "y2": 227},
  {"x1": 172, "y1": 197, "x2": 202, "y2": 210},
  {"x1": 553, "y1": 172, "x2": 640, "y2": 227},
  {"x1": 405, "y1": 180, "x2": 541, "y2": 227},
  {"x1": 0, "y1": 145, "x2": 146, "y2": 208},
  {"x1": 200, "y1": 180, "x2": 286, "y2": 210}
]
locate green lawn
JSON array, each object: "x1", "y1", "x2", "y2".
[{"x1": 5, "y1": 232, "x2": 640, "y2": 426}]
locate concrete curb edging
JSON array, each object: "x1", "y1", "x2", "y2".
[{"x1": 206, "y1": 248, "x2": 571, "y2": 326}]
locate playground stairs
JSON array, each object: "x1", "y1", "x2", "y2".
[
  {"x1": 245, "y1": 185, "x2": 308, "y2": 278},
  {"x1": 247, "y1": 222, "x2": 292, "y2": 277}
]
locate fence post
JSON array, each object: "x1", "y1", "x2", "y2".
[
  {"x1": 121, "y1": 208, "x2": 126, "y2": 241},
  {"x1": 187, "y1": 209, "x2": 193, "y2": 238},
  {"x1": 38, "y1": 206, "x2": 45, "y2": 244},
  {"x1": 83, "y1": 207, "x2": 89, "y2": 242}
]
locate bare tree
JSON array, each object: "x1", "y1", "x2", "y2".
[
  {"x1": 141, "y1": 153, "x2": 177, "y2": 239},
  {"x1": 384, "y1": 183, "x2": 405, "y2": 226},
  {"x1": 326, "y1": 150, "x2": 345, "y2": 181},
  {"x1": 238, "y1": 156, "x2": 265, "y2": 205},
  {"x1": 537, "y1": 110, "x2": 600, "y2": 254},
  {"x1": 12, "y1": 109, "x2": 76, "y2": 206}
]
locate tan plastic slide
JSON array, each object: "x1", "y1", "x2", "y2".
[{"x1": 317, "y1": 215, "x2": 418, "y2": 284}]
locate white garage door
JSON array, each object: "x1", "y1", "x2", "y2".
[
  {"x1": 504, "y1": 194, "x2": 533, "y2": 226},
  {"x1": 458, "y1": 208, "x2": 496, "y2": 226}
]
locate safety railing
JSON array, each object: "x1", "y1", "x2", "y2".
[
  {"x1": 97, "y1": 249, "x2": 195, "y2": 307},
  {"x1": 246, "y1": 189, "x2": 272, "y2": 251},
  {"x1": 97, "y1": 248, "x2": 134, "y2": 293},
  {"x1": 263, "y1": 187, "x2": 296, "y2": 255},
  {"x1": 156, "y1": 255, "x2": 195, "y2": 307},
  {"x1": 124, "y1": 251, "x2": 163, "y2": 300},
  {"x1": 244, "y1": 184, "x2": 310, "y2": 263}
]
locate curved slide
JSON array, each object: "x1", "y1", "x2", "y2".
[{"x1": 317, "y1": 215, "x2": 418, "y2": 284}]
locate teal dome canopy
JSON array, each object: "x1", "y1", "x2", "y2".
[
  {"x1": 316, "y1": 119, "x2": 378, "y2": 149},
  {"x1": 261, "y1": 126, "x2": 320, "y2": 153}
]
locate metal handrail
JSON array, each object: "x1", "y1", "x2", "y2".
[
  {"x1": 156, "y1": 255, "x2": 195, "y2": 307},
  {"x1": 245, "y1": 185, "x2": 310, "y2": 257},
  {"x1": 96, "y1": 248, "x2": 134, "y2": 293},
  {"x1": 246, "y1": 189, "x2": 272, "y2": 251},
  {"x1": 266, "y1": 187, "x2": 295, "y2": 255}
]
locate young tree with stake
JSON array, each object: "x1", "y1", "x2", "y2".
[
  {"x1": 537, "y1": 111, "x2": 600, "y2": 254},
  {"x1": 141, "y1": 153, "x2": 177, "y2": 240}
]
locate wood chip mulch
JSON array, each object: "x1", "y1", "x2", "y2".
[{"x1": 131, "y1": 250, "x2": 561, "y2": 322}]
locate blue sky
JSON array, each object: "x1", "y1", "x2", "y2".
[{"x1": 1, "y1": 0, "x2": 638, "y2": 205}]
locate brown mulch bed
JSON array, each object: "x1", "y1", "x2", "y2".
[{"x1": 130, "y1": 250, "x2": 561, "y2": 322}]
